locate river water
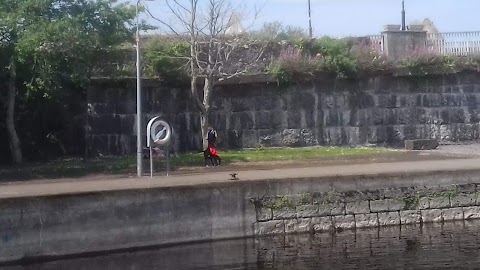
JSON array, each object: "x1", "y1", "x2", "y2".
[{"x1": 5, "y1": 221, "x2": 480, "y2": 270}]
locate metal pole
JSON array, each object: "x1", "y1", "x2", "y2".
[
  {"x1": 401, "y1": 0, "x2": 406, "y2": 31},
  {"x1": 150, "y1": 146, "x2": 153, "y2": 178},
  {"x1": 136, "y1": 0, "x2": 143, "y2": 177},
  {"x1": 308, "y1": 0, "x2": 313, "y2": 38},
  {"x1": 166, "y1": 141, "x2": 170, "y2": 176}
]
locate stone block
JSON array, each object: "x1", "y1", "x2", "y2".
[
  {"x1": 330, "y1": 202, "x2": 346, "y2": 216},
  {"x1": 317, "y1": 203, "x2": 331, "y2": 217},
  {"x1": 296, "y1": 205, "x2": 319, "y2": 218},
  {"x1": 255, "y1": 95, "x2": 279, "y2": 111},
  {"x1": 421, "y1": 209, "x2": 443, "y2": 223},
  {"x1": 345, "y1": 201, "x2": 370, "y2": 215},
  {"x1": 285, "y1": 218, "x2": 312, "y2": 234},
  {"x1": 451, "y1": 193, "x2": 476, "y2": 207},
  {"x1": 318, "y1": 202, "x2": 345, "y2": 216},
  {"x1": 343, "y1": 190, "x2": 368, "y2": 201},
  {"x1": 355, "y1": 213, "x2": 379, "y2": 228},
  {"x1": 429, "y1": 196, "x2": 451, "y2": 209},
  {"x1": 241, "y1": 130, "x2": 259, "y2": 148},
  {"x1": 210, "y1": 113, "x2": 227, "y2": 131},
  {"x1": 463, "y1": 206, "x2": 480, "y2": 220},
  {"x1": 305, "y1": 110, "x2": 316, "y2": 128},
  {"x1": 325, "y1": 109, "x2": 342, "y2": 126},
  {"x1": 231, "y1": 98, "x2": 254, "y2": 112},
  {"x1": 405, "y1": 139, "x2": 439, "y2": 150},
  {"x1": 256, "y1": 208, "x2": 273, "y2": 222},
  {"x1": 287, "y1": 111, "x2": 302, "y2": 129},
  {"x1": 255, "y1": 220, "x2": 285, "y2": 235},
  {"x1": 255, "y1": 111, "x2": 272, "y2": 129},
  {"x1": 324, "y1": 127, "x2": 343, "y2": 145},
  {"x1": 382, "y1": 188, "x2": 405, "y2": 199},
  {"x1": 400, "y1": 210, "x2": 422, "y2": 225},
  {"x1": 273, "y1": 208, "x2": 296, "y2": 220},
  {"x1": 442, "y1": 208, "x2": 463, "y2": 221},
  {"x1": 230, "y1": 112, "x2": 254, "y2": 130},
  {"x1": 370, "y1": 199, "x2": 404, "y2": 212},
  {"x1": 378, "y1": 212, "x2": 401, "y2": 226},
  {"x1": 312, "y1": 217, "x2": 334, "y2": 232},
  {"x1": 333, "y1": 215, "x2": 356, "y2": 230},
  {"x1": 457, "y1": 184, "x2": 476, "y2": 193},
  {"x1": 418, "y1": 197, "x2": 430, "y2": 210},
  {"x1": 271, "y1": 111, "x2": 285, "y2": 129}
]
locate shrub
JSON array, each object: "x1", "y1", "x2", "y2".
[
  {"x1": 268, "y1": 46, "x2": 323, "y2": 86},
  {"x1": 351, "y1": 42, "x2": 392, "y2": 74},
  {"x1": 397, "y1": 47, "x2": 456, "y2": 75},
  {"x1": 457, "y1": 53, "x2": 480, "y2": 72},
  {"x1": 295, "y1": 37, "x2": 358, "y2": 77},
  {"x1": 143, "y1": 40, "x2": 190, "y2": 84}
]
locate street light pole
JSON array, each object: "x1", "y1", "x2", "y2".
[
  {"x1": 401, "y1": 0, "x2": 406, "y2": 31},
  {"x1": 136, "y1": 0, "x2": 155, "y2": 177},
  {"x1": 136, "y1": 0, "x2": 143, "y2": 177},
  {"x1": 308, "y1": 0, "x2": 313, "y2": 38},
  {"x1": 136, "y1": 0, "x2": 156, "y2": 177}
]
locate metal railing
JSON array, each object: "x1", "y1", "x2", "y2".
[
  {"x1": 427, "y1": 31, "x2": 480, "y2": 56},
  {"x1": 367, "y1": 35, "x2": 384, "y2": 52}
]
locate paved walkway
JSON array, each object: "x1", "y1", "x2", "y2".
[{"x1": 1, "y1": 158, "x2": 480, "y2": 199}]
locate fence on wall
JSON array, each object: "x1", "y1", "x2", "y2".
[
  {"x1": 426, "y1": 31, "x2": 480, "y2": 56},
  {"x1": 367, "y1": 31, "x2": 480, "y2": 56}
]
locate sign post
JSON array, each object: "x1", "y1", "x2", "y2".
[{"x1": 146, "y1": 117, "x2": 172, "y2": 178}]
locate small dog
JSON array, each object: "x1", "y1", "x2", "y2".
[{"x1": 202, "y1": 148, "x2": 221, "y2": 167}]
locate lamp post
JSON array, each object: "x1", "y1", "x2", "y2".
[
  {"x1": 308, "y1": 0, "x2": 313, "y2": 38},
  {"x1": 136, "y1": 0, "x2": 154, "y2": 177},
  {"x1": 401, "y1": 0, "x2": 406, "y2": 31}
]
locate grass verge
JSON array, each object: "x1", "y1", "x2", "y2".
[{"x1": 0, "y1": 147, "x2": 390, "y2": 181}]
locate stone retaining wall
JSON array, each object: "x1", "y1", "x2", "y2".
[
  {"x1": 88, "y1": 71, "x2": 480, "y2": 155},
  {"x1": 252, "y1": 183, "x2": 480, "y2": 235}
]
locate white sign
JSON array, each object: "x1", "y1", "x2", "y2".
[{"x1": 146, "y1": 117, "x2": 171, "y2": 147}]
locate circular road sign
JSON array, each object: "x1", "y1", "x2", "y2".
[{"x1": 147, "y1": 118, "x2": 171, "y2": 146}]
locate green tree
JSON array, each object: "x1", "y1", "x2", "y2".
[
  {"x1": 143, "y1": 40, "x2": 190, "y2": 84},
  {"x1": 0, "y1": 0, "x2": 136, "y2": 164}
]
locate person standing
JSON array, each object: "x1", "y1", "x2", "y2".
[{"x1": 207, "y1": 125, "x2": 221, "y2": 166}]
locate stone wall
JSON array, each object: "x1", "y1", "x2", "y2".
[
  {"x1": 87, "y1": 71, "x2": 480, "y2": 155},
  {"x1": 252, "y1": 183, "x2": 480, "y2": 235},
  {"x1": 3, "y1": 169, "x2": 480, "y2": 264}
]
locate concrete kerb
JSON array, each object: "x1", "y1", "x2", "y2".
[{"x1": 2, "y1": 168, "x2": 480, "y2": 201}]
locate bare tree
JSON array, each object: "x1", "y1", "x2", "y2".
[{"x1": 147, "y1": 0, "x2": 266, "y2": 149}]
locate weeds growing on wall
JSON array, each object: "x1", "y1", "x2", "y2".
[{"x1": 268, "y1": 37, "x2": 480, "y2": 85}]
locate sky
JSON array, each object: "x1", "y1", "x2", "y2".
[{"x1": 134, "y1": 0, "x2": 480, "y2": 37}]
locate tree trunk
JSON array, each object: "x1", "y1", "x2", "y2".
[
  {"x1": 201, "y1": 113, "x2": 209, "y2": 150},
  {"x1": 6, "y1": 58, "x2": 23, "y2": 164},
  {"x1": 201, "y1": 76, "x2": 214, "y2": 150}
]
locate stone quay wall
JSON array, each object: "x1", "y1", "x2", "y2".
[
  {"x1": 253, "y1": 183, "x2": 480, "y2": 236},
  {"x1": 88, "y1": 71, "x2": 480, "y2": 155},
  {"x1": 3, "y1": 169, "x2": 480, "y2": 264}
]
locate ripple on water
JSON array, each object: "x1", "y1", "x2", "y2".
[{"x1": 8, "y1": 221, "x2": 480, "y2": 270}]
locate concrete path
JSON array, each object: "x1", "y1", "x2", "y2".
[{"x1": 1, "y1": 158, "x2": 480, "y2": 199}]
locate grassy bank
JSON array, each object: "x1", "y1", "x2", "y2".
[
  {"x1": 172, "y1": 147, "x2": 388, "y2": 166},
  {"x1": 0, "y1": 147, "x2": 390, "y2": 181}
]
